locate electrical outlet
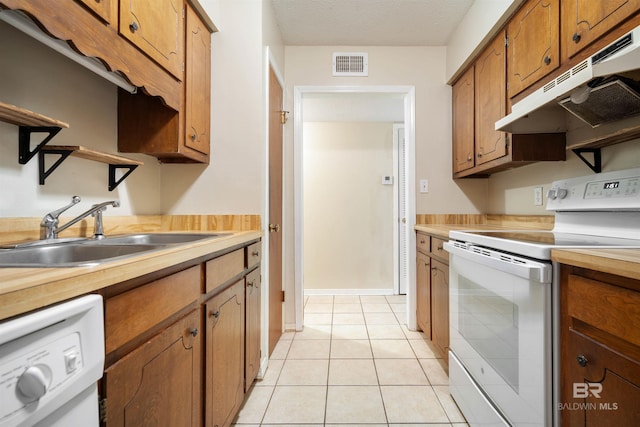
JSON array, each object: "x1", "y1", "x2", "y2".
[{"x1": 534, "y1": 186, "x2": 543, "y2": 206}]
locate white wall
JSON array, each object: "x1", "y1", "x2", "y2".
[
  {"x1": 0, "y1": 23, "x2": 161, "y2": 218},
  {"x1": 303, "y1": 122, "x2": 394, "y2": 292}
]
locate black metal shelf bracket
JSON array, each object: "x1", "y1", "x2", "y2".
[
  {"x1": 38, "y1": 148, "x2": 73, "y2": 185},
  {"x1": 109, "y1": 164, "x2": 139, "y2": 191},
  {"x1": 19, "y1": 126, "x2": 63, "y2": 164},
  {"x1": 572, "y1": 148, "x2": 602, "y2": 173}
]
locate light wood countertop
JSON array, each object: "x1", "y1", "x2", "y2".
[
  {"x1": 414, "y1": 223, "x2": 520, "y2": 240},
  {"x1": 552, "y1": 248, "x2": 640, "y2": 280},
  {"x1": 0, "y1": 231, "x2": 262, "y2": 321}
]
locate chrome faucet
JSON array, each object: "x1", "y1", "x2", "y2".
[{"x1": 40, "y1": 196, "x2": 120, "y2": 240}]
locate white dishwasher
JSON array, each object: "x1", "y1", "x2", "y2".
[{"x1": 0, "y1": 294, "x2": 104, "y2": 427}]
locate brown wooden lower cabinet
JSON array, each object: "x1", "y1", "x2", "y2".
[
  {"x1": 560, "y1": 266, "x2": 640, "y2": 426},
  {"x1": 415, "y1": 232, "x2": 449, "y2": 362},
  {"x1": 416, "y1": 250, "x2": 431, "y2": 337},
  {"x1": 101, "y1": 239, "x2": 262, "y2": 427},
  {"x1": 431, "y1": 259, "x2": 449, "y2": 358},
  {"x1": 103, "y1": 309, "x2": 202, "y2": 427},
  {"x1": 205, "y1": 280, "x2": 245, "y2": 427},
  {"x1": 245, "y1": 268, "x2": 261, "y2": 391}
]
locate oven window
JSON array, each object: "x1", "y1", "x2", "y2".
[{"x1": 458, "y1": 276, "x2": 519, "y2": 392}]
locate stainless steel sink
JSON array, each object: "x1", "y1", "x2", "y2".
[
  {"x1": 0, "y1": 232, "x2": 229, "y2": 267},
  {"x1": 97, "y1": 232, "x2": 228, "y2": 245},
  {"x1": 0, "y1": 243, "x2": 166, "y2": 267}
]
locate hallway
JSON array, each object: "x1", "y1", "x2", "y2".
[{"x1": 233, "y1": 295, "x2": 467, "y2": 426}]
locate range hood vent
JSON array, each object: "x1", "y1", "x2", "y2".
[{"x1": 497, "y1": 25, "x2": 640, "y2": 134}]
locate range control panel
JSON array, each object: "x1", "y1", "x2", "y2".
[{"x1": 547, "y1": 167, "x2": 640, "y2": 211}]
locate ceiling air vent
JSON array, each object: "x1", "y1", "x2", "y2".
[{"x1": 332, "y1": 52, "x2": 368, "y2": 76}]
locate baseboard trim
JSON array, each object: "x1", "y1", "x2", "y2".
[{"x1": 304, "y1": 288, "x2": 395, "y2": 296}]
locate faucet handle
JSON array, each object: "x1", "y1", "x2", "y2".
[{"x1": 42, "y1": 196, "x2": 81, "y2": 223}]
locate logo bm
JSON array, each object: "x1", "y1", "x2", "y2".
[{"x1": 573, "y1": 382, "x2": 602, "y2": 398}]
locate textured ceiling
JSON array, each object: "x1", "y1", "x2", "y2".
[{"x1": 271, "y1": 0, "x2": 474, "y2": 46}]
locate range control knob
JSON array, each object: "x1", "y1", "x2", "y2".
[
  {"x1": 547, "y1": 188, "x2": 558, "y2": 200},
  {"x1": 556, "y1": 188, "x2": 568, "y2": 199},
  {"x1": 17, "y1": 365, "x2": 51, "y2": 400}
]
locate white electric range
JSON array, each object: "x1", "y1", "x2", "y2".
[{"x1": 444, "y1": 167, "x2": 640, "y2": 427}]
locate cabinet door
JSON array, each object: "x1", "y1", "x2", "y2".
[
  {"x1": 416, "y1": 251, "x2": 431, "y2": 337},
  {"x1": 205, "y1": 281, "x2": 245, "y2": 427},
  {"x1": 184, "y1": 5, "x2": 211, "y2": 156},
  {"x1": 562, "y1": 0, "x2": 640, "y2": 61},
  {"x1": 452, "y1": 66, "x2": 475, "y2": 174},
  {"x1": 245, "y1": 268, "x2": 261, "y2": 391},
  {"x1": 76, "y1": 0, "x2": 117, "y2": 24},
  {"x1": 562, "y1": 330, "x2": 640, "y2": 425},
  {"x1": 103, "y1": 310, "x2": 202, "y2": 427},
  {"x1": 431, "y1": 259, "x2": 449, "y2": 359},
  {"x1": 475, "y1": 32, "x2": 507, "y2": 165},
  {"x1": 507, "y1": 0, "x2": 560, "y2": 98},
  {"x1": 120, "y1": 0, "x2": 184, "y2": 79}
]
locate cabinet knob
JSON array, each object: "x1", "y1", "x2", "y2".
[
  {"x1": 419, "y1": 239, "x2": 425, "y2": 244},
  {"x1": 189, "y1": 328, "x2": 199, "y2": 337},
  {"x1": 252, "y1": 250, "x2": 259, "y2": 257},
  {"x1": 572, "y1": 33, "x2": 581, "y2": 43},
  {"x1": 577, "y1": 354, "x2": 588, "y2": 367},
  {"x1": 190, "y1": 134, "x2": 197, "y2": 142},
  {"x1": 477, "y1": 152, "x2": 483, "y2": 158},
  {"x1": 211, "y1": 310, "x2": 220, "y2": 319},
  {"x1": 130, "y1": 21, "x2": 139, "y2": 32},
  {"x1": 467, "y1": 155, "x2": 472, "y2": 161},
  {"x1": 544, "y1": 56, "x2": 551, "y2": 65},
  {"x1": 437, "y1": 244, "x2": 443, "y2": 251},
  {"x1": 248, "y1": 280, "x2": 255, "y2": 287}
]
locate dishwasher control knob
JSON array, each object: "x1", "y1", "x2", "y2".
[{"x1": 17, "y1": 365, "x2": 51, "y2": 400}]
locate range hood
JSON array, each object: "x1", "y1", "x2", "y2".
[
  {"x1": 0, "y1": 9, "x2": 137, "y2": 93},
  {"x1": 497, "y1": 25, "x2": 640, "y2": 133}
]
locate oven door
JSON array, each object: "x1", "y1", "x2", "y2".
[{"x1": 445, "y1": 241, "x2": 553, "y2": 427}]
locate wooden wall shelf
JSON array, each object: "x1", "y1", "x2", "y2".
[
  {"x1": 40, "y1": 146, "x2": 143, "y2": 191},
  {"x1": 0, "y1": 100, "x2": 70, "y2": 164}
]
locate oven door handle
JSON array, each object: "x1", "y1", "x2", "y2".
[{"x1": 444, "y1": 241, "x2": 552, "y2": 283}]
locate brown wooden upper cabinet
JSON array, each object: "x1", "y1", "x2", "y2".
[
  {"x1": 475, "y1": 32, "x2": 507, "y2": 165},
  {"x1": 561, "y1": 0, "x2": 640, "y2": 61},
  {"x1": 76, "y1": 0, "x2": 117, "y2": 25},
  {"x1": 507, "y1": 0, "x2": 560, "y2": 99},
  {"x1": 452, "y1": 66, "x2": 475, "y2": 174},
  {"x1": 119, "y1": 0, "x2": 185, "y2": 80},
  {"x1": 184, "y1": 4, "x2": 211, "y2": 156}
]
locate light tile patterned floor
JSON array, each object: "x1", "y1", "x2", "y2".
[{"x1": 233, "y1": 295, "x2": 468, "y2": 426}]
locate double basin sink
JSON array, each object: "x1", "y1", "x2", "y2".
[{"x1": 0, "y1": 233, "x2": 228, "y2": 267}]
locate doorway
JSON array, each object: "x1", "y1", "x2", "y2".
[{"x1": 293, "y1": 86, "x2": 417, "y2": 331}]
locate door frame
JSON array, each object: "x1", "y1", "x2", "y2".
[{"x1": 293, "y1": 85, "x2": 417, "y2": 331}]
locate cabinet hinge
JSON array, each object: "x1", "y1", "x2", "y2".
[
  {"x1": 504, "y1": 35, "x2": 509, "y2": 47},
  {"x1": 99, "y1": 397, "x2": 107, "y2": 424},
  {"x1": 505, "y1": 136, "x2": 510, "y2": 148},
  {"x1": 281, "y1": 290, "x2": 285, "y2": 302}
]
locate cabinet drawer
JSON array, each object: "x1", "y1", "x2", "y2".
[
  {"x1": 206, "y1": 249, "x2": 244, "y2": 294},
  {"x1": 105, "y1": 265, "x2": 200, "y2": 354},
  {"x1": 246, "y1": 242, "x2": 261, "y2": 269},
  {"x1": 568, "y1": 274, "x2": 640, "y2": 347},
  {"x1": 416, "y1": 232, "x2": 430, "y2": 254},
  {"x1": 430, "y1": 237, "x2": 449, "y2": 263}
]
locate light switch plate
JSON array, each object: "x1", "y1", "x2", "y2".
[
  {"x1": 534, "y1": 186, "x2": 543, "y2": 206},
  {"x1": 420, "y1": 179, "x2": 429, "y2": 193}
]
